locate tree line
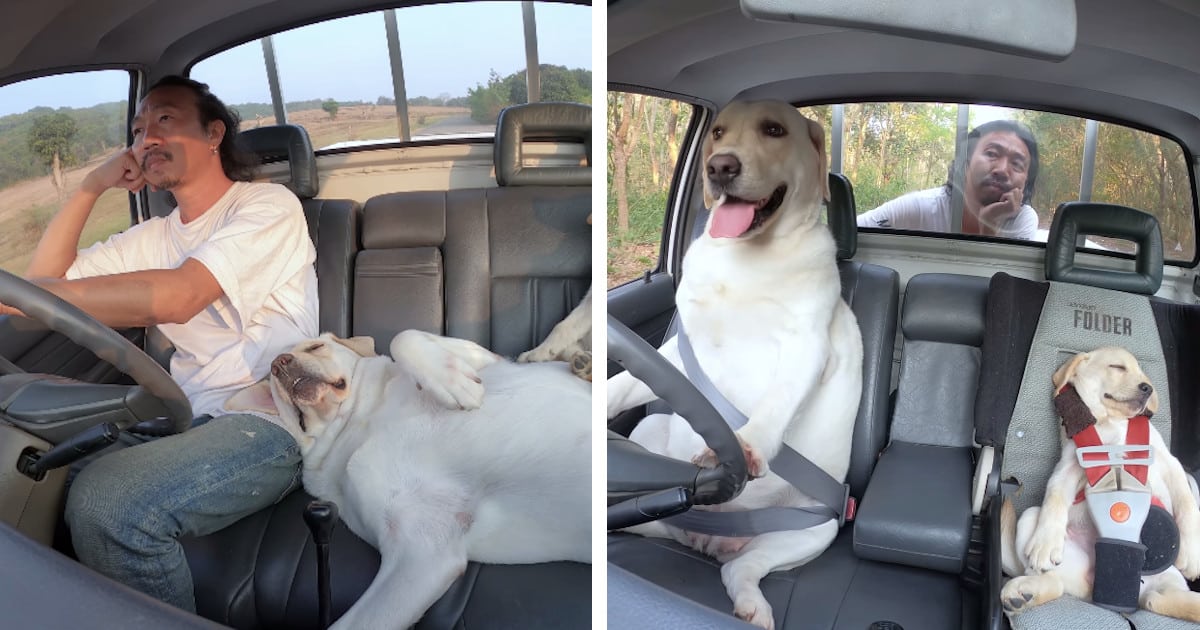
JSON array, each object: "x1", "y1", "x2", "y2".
[{"x1": 467, "y1": 64, "x2": 591, "y2": 124}]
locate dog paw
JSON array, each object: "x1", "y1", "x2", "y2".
[
  {"x1": 732, "y1": 591, "x2": 775, "y2": 630},
  {"x1": 691, "y1": 436, "x2": 767, "y2": 478},
  {"x1": 570, "y1": 351, "x2": 592, "y2": 381},
  {"x1": 1000, "y1": 577, "x2": 1038, "y2": 615},
  {"x1": 732, "y1": 430, "x2": 769, "y2": 478},
  {"x1": 417, "y1": 355, "x2": 485, "y2": 411},
  {"x1": 1024, "y1": 530, "x2": 1065, "y2": 573}
]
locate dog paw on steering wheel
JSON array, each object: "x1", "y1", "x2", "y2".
[{"x1": 691, "y1": 436, "x2": 767, "y2": 478}]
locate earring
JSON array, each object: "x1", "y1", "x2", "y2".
[{"x1": 210, "y1": 145, "x2": 218, "y2": 154}]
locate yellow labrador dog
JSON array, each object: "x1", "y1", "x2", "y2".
[
  {"x1": 607, "y1": 100, "x2": 863, "y2": 629},
  {"x1": 1001, "y1": 347, "x2": 1200, "y2": 620},
  {"x1": 228, "y1": 330, "x2": 591, "y2": 630}
]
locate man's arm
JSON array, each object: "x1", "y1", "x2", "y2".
[
  {"x1": 25, "y1": 149, "x2": 146, "y2": 280},
  {"x1": 0, "y1": 258, "x2": 223, "y2": 328}
]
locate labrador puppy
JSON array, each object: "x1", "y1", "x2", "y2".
[
  {"x1": 1000, "y1": 347, "x2": 1200, "y2": 620},
  {"x1": 607, "y1": 100, "x2": 863, "y2": 629},
  {"x1": 228, "y1": 330, "x2": 591, "y2": 630}
]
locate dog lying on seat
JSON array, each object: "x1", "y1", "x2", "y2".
[
  {"x1": 228, "y1": 330, "x2": 591, "y2": 630},
  {"x1": 1001, "y1": 346, "x2": 1200, "y2": 621},
  {"x1": 607, "y1": 100, "x2": 862, "y2": 629}
]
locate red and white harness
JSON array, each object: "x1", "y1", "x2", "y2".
[{"x1": 1059, "y1": 384, "x2": 1162, "y2": 508}]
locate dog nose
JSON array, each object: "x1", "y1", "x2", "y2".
[
  {"x1": 271, "y1": 353, "x2": 293, "y2": 377},
  {"x1": 1139, "y1": 382, "x2": 1152, "y2": 394},
  {"x1": 707, "y1": 154, "x2": 741, "y2": 186}
]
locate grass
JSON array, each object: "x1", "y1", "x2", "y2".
[
  {"x1": 0, "y1": 189, "x2": 132, "y2": 274},
  {"x1": 607, "y1": 188, "x2": 669, "y2": 288}
]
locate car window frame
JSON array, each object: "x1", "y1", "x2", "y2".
[{"x1": 606, "y1": 83, "x2": 711, "y2": 290}]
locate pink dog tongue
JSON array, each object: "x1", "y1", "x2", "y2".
[{"x1": 710, "y1": 201, "x2": 755, "y2": 238}]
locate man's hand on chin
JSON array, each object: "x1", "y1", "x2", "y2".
[{"x1": 979, "y1": 187, "x2": 1023, "y2": 229}]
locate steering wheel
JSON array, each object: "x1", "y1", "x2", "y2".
[
  {"x1": 606, "y1": 313, "x2": 747, "y2": 527},
  {"x1": 0, "y1": 269, "x2": 193, "y2": 442}
]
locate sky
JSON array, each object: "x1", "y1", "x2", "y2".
[{"x1": 0, "y1": 1, "x2": 591, "y2": 117}]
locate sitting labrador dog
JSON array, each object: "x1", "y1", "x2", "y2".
[
  {"x1": 607, "y1": 100, "x2": 863, "y2": 629},
  {"x1": 1001, "y1": 347, "x2": 1200, "y2": 621},
  {"x1": 228, "y1": 330, "x2": 591, "y2": 630}
]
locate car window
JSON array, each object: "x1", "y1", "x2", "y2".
[
  {"x1": 607, "y1": 91, "x2": 697, "y2": 287},
  {"x1": 0, "y1": 70, "x2": 132, "y2": 274},
  {"x1": 799, "y1": 102, "x2": 1196, "y2": 262},
  {"x1": 191, "y1": 1, "x2": 592, "y2": 152}
]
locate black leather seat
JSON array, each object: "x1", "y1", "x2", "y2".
[
  {"x1": 610, "y1": 174, "x2": 985, "y2": 630},
  {"x1": 183, "y1": 105, "x2": 591, "y2": 629}
]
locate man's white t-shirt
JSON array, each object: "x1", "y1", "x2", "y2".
[
  {"x1": 855, "y1": 187, "x2": 1039, "y2": 240},
  {"x1": 66, "y1": 181, "x2": 318, "y2": 432}
]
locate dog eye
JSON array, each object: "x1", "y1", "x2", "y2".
[
  {"x1": 306, "y1": 343, "x2": 323, "y2": 352},
  {"x1": 712, "y1": 126, "x2": 724, "y2": 140},
  {"x1": 1108, "y1": 364, "x2": 1127, "y2": 372},
  {"x1": 333, "y1": 378, "x2": 347, "y2": 390},
  {"x1": 761, "y1": 121, "x2": 787, "y2": 137}
]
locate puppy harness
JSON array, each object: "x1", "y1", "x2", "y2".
[
  {"x1": 1053, "y1": 384, "x2": 1178, "y2": 612},
  {"x1": 660, "y1": 323, "x2": 855, "y2": 537}
]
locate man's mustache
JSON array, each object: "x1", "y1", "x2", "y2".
[
  {"x1": 141, "y1": 150, "x2": 172, "y2": 171},
  {"x1": 981, "y1": 175, "x2": 1011, "y2": 189}
]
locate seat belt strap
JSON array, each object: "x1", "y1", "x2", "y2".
[{"x1": 665, "y1": 324, "x2": 853, "y2": 535}]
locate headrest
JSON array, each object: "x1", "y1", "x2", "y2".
[
  {"x1": 494, "y1": 102, "x2": 590, "y2": 187},
  {"x1": 361, "y1": 192, "x2": 447, "y2": 249},
  {"x1": 238, "y1": 124, "x2": 319, "y2": 199},
  {"x1": 825, "y1": 172, "x2": 857, "y2": 260},
  {"x1": 1045, "y1": 202, "x2": 1163, "y2": 295}
]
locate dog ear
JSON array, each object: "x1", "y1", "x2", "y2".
[
  {"x1": 806, "y1": 118, "x2": 830, "y2": 202},
  {"x1": 332, "y1": 335, "x2": 378, "y2": 358},
  {"x1": 1052, "y1": 352, "x2": 1089, "y2": 392},
  {"x1": 225, "y1": 378, "x2": 278, "y2": 416},
  {"x1": 1146, "y1": 387, "x2": 1160, "y2": 416}
]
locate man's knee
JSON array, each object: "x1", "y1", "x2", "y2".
[{"x1": 65, "y1": 454, "x2": 148, "y2": 538}]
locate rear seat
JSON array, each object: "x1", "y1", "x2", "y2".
[
  {"x1": 183, "y1": 103, "x2": 591, "y2": 630},
  {"x1": 351, "y1": 103, "x2": 590, "y2": 354}
]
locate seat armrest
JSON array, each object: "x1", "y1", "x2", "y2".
[{"x1": 853, "y1": 441, "x2": 973, "y2": 573}]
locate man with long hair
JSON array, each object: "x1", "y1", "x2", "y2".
[
  {"x1": 857, "y1": 119, "x2": 1040, "y2": 239},
  {"x1": 1, "y1": 75, "x2": 316, "y2": 612}
]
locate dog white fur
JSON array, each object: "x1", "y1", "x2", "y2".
[
  {"x1": 607, "y1": 100, "x2": 863, "y2": 629},
  {"x1": 1000, "y1": 347, "x2": 1200, "y2": 620},
  {"x1": 228, "y1": 330, "x2": 591, "y2": 630}
]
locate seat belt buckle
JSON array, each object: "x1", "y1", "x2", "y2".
[{"x1": 840, "y1": 484, "x2": 856, "y2": 526}]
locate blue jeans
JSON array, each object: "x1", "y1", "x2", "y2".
[{"x1": 65, "y1": 413, "x2": 302, "y2": 612}]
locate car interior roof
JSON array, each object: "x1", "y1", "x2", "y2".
[
  {"x1": 608, "y1": 0, "x2": 1200, "y2": 155},
  {"x1": 1, "y1": 0, "x2": 588, "y2": 88}
]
